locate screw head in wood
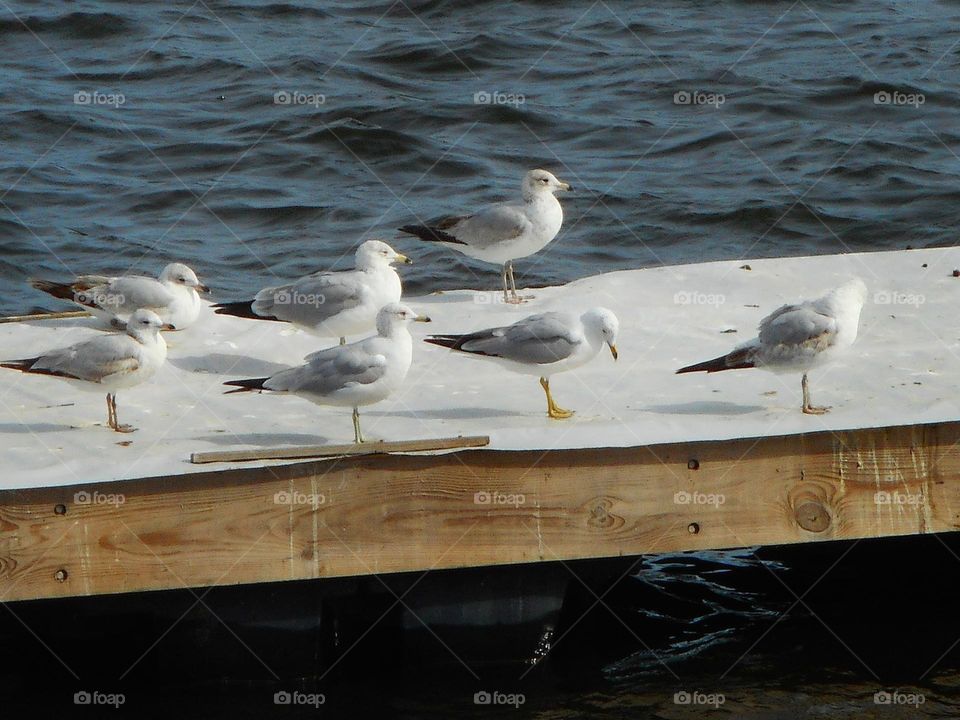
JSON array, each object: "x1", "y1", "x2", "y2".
[
  {"x1": 54, "y1": 503, "x2": 66, "y2": 516},
  {"x1": 687, "y1": 459, "x2": 700, "y2": 470},
  {"x1": 688, "y1": 522, "x2": 700, "y2": 534},
  {"x1": 54, "y1": 569, "x2": 68, "y2": 583}
]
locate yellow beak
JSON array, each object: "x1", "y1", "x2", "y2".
[
  {"x1": 415, "y1": 315, "x2": 431, "y2": 323},
  {"x1": 609, "y1": 344, "x2": 618, "y2": 361},
  {"x1": 396, "y1": 254, "x2": 412, "y2": 265}
]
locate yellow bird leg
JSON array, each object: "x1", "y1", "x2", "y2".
[
  {"x1": 539, "y1": 377, "x2": 574, "y2": 419},
  {"x1": 352, "y1": 406, "x2": 365, "y2": 443},
  {"x1": 801, "y1": 373, "x2": 830, "y2": 415}
]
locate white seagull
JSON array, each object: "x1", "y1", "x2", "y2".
[
  {"x1": 424, "y1": 308, "x2": 619, "y2": 419},
  {"x1": 214, "y1": 240, "x2": 411, "y2": 345},
  {"x1": 31, "y1": 262, "x2": 208, "y2": 330},
  {"x1": 399, "y1": 169, "x2": 572, "y2": 304},
  {"x1": 223, "y1": 303, "x2": 430, "y2": 444},
  {"x1": 1, "y1": 309, "x2": 172, "y2": 432},
  {"x1": 676, "y1": 278, "x2": 868, "y2": 414}
]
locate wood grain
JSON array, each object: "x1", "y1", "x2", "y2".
[{"x1": 2, "y1": 421, "x2": 959, "y2": 602}]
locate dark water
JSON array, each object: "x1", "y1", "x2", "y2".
[
  {"x1": 4, "y1": 0, "x2": 960, "y2": 715},
  {"x1": 3, "y1": 1, "x2": 960, "y2": 315}
]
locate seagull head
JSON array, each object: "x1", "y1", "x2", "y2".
[
  {"x1": 376, "y1": 302, "x2": 431, "y2": 335},
  {"x1": 582, "y1": 307, "x2": 619, "y2": 360},
  {"x1": 834, "y1": 277, "x2": 868, "y2": 307},
  {"x1": 356, "y1": 239, "x2": 412, "y2": 269},
  {"x1": 523, "y1": 169, "x2": 572, "y2": 200},
  {"x1": 160, "y1": 263, "x2": 209, "y2": 293},
  {"x1": 126, "y1": 309, "x2": 173, "y2": 339}
]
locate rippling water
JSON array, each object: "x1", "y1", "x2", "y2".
[
  {"x1": 4, "y1": 0, "x2": 960, "y2": 715},
  {"x1": 3, "y1": 0, "x2": 960, "y2": 316}
]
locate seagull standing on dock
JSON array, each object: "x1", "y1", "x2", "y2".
[
  {"x1": 31, "y1": 263, "x2": 209, "y2": 330},
  {"x1": 0, "y1": 309, "x2": 172, "y2": 432},
  {"x1": 676, "y1": 278, "x2": 868, "y2": 414},
  {"x1": 213, "y1": 240, "x2": 411, "y2": 346},
  {"x1": 223, "y1": 303, "x2": 430, "y2": 444},
  {"x1": 398, "y1": 169, "x2": 572, "y2": 304},
  {"x1": 424, "y1": 308, "x2": 619, "y2": 419}
]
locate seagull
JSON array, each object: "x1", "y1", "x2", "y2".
[
  {"x1": 1, "y1": 309, "x2": 172, "y2": 432},
  {"x1": 31, "y1": 262, "x2": 209, "y2": 330},
  {"x1": 223, "y1": 303, "x2": 430, "y2": 444},
  {"x1": 213, "y1": 240, "x2": 411, "y2": 345},
  {"x1": 424, "y1": 308, "x2": 619, "y2": 419},
  {"x1": 398, "y1": 169, "x2": 572, "y2": 304},
  {"x1": 676, "y1": 278, "x2": 868, "y2": 414}
]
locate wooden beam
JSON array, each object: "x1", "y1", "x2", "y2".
[
  {"x1": 0, "y1": 310, "x2": 90, "y2": 324},
  {"x1": 2, "y1": 421, "x2": 960, "y2": 603},
  {"x1": 189, "y1": 435, "x2": 491, "y2": 464}
]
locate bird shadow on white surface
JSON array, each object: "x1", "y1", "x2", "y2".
[
  {"x1": 644, "y1": 400, "x2": 765, "y2": 415},
  {"x1": 169, "y1": 353, "x2": 291, "y2": 376},
  {"x1": 371, "y1": 407, "x2": 519, "y2": 420},
  {"x1": 0, "y1": 421, "x2": 77, "y2": 433},
  {"x1": 196, "y1": 432, "x2": 329, "y2": 447}
]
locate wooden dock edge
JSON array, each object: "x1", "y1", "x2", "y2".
[{"x1": 2, "y1": 420, "x2": 959, "y2": 602}]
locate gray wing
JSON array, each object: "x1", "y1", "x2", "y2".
[
  {"x1": 266, "y1": 344, "x2": 387, "y2": 396},
  {"x1": 447, "y1": 202, "x2": 531, "y2": 250},
  {"x1": 758, "y1": 303, "x2": 837, "y2": 355},
  {"x1": 252, "y1": 270, "x2": 366, "y2": 325},
  {"x1": 33, "y1": 335, "x2": 140, "y2": 382},
  {"x1": 456, "y1": 312, "x2": 581, "y2": 365},
  {"x1": 101, "y1": 276, "x2": 176, "y2": 314}
]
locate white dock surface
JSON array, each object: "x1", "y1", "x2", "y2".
[{"x1": 2, "y1": 247, "x2": 958, "y2": 489}]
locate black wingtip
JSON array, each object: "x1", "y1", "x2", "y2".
[
  {"x1": 1, "y1": 358, "x2": 78, "y2": 379},
  {"x1": 223, "y1": 377, "x2": 269, "y2": 394},
  {"x1": 212, "y1": 300, "x2": 280, "y2": 322},
  {"x1": 423, "y1": 335, "x2": 463, "y2": 351},
  {"x1": 0, "y1": 358, "x2": 37, "y2": 373},
  {"x1": 30, "y1": 279, "x2": 84, "y2": 303},
  {"x1": 676, "y1": 352, "x2": 754, "y2": 374},
  {"x1": 398, "y1": 225, "x2": 467, "y2": 246}
]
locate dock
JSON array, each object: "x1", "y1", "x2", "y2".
[{"x1": 2, "y1": 247, "x2": 959, "y2": 603}]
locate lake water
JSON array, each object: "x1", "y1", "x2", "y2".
[{"x1": 2, "y1": 0, "x2": 960, "y2": 716}]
